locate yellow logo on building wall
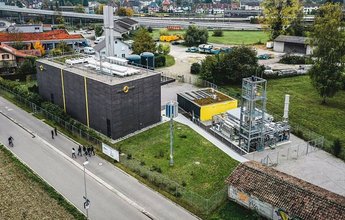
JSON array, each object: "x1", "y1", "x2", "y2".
[{"x1": 123, "y1": 86, "x2": 129, "y2": 93}]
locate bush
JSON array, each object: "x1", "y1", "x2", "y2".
[
  {"x1": 184, "y1": 25, "x2": 208, "y2": 47},
  {"x1": 250, "y1": 17, "x2": 260, "y2": 24},
  {"x1": 140, "y1": 161, "x2": 146, "y2": 166},
  {"x1": 279, "y1": 55, "x2": 312, "y2": 65},
  {"x1": 147, "y1": 26, "x2": 153, "y2": 33},
  {"x1": 159, "y1": 28, "x2": 169, "y2": 36},
  {"x1": 127, "y1": 154, "x2": 132, "y2": 160},
  {"x1": 181, "y1": 181, "x2": 187, "y2": 187},
  {"x1": 155, "y1": 55, "x2": 166, "y2": 68},
  {"x1": 332, "y1": 139, "x2": 342, "y2": 158},
  {"x1": 190, "y1": 62, "x2": 201, "y2": 75},
  {"x1": 212, "y1": 29, "x2": 223, "y2": 37}
]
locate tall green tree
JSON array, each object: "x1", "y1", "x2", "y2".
[
  {"x1": 184, "y1": 25, "x2": 208, "y2": 47},
  {"x1": 132, "y1": 28, "x2": 156, "y2": 54},
  {"x1": 309, "y1": 3, "x2": 345, "y2": 104},
  {"x1": 261, "y1": 0, "x2": 301, "y2": 40},
  {"x1": 95, "y1": 25, "x2": 103, "y2": 37},
  {"x1": 200, "y1": 46, "x2": 261, "y2": 85}
]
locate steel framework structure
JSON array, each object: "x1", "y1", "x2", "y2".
[{"x1": 239, "y1": 76, "x2": 267, "y2": 152}]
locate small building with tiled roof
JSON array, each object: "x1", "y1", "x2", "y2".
[
  {"x1": 0, "y1": 43, "x2": 41, "y2": 73},
  {"x1": 0, "y1": 30, "x2": 87, "y2": 51},
  {"x1": 226, "y1": 161, "x2": 345, "y2": 220}
]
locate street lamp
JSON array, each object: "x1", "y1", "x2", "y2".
[{"x1": 83, "y1": 161, "x2": 90, "y2": 219}]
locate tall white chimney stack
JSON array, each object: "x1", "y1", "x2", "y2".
[
  {"x1": 283, "y1": 94, "x2": 290, "y2": 122},
  {"x1": 103, "y1": 6, "x2": 114, "y2": 57}
]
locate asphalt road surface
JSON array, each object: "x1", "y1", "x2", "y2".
[{"x1": 0, "y1": 96, "x2": 199, "y2": 220}]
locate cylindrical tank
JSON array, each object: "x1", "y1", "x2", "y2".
[
  {"x1": 126, "y1": 54, "x2": 141, "y2": 65},
  {"x1": 140, "y1": 52, "x2": 155, "y2": 69}
]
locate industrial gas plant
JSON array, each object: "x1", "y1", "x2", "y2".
[
  {"x1": 178, "y1": 76, "x2": 291, "y2": 154},
  {"x1": 36, "y1": 6, "x2": 161, "y2": 139}
]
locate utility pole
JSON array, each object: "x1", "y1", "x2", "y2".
[
  {"x1": 169, "y1": 115, "x2": 174, "y2": 166},
  {"x1": 166, "y1": 101, "x2": 178, "y2": 166},
  {"x1": 83, "y1": 161, "x2": 90, "y2": 219}
]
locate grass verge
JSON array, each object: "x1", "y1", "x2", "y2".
[
  {"x1": 165, "y1": 54, "x2": 176, "y2": 67},
  {"x1": 151, "y1": 30, "x2": 269, "y2": 45},
  {"x1": 0, "y1": 145, "x2": 86, "y2": 220}
]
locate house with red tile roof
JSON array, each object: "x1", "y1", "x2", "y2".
[
  {"x1": 226, "y1": 161, "x2": 345, "y2": 220},
  {"x1": 0, "y1": 43, "x2": 40, "y2": 73},
  {"x1": 0, "y1": 30, "x2": 87, "y2": 51}
]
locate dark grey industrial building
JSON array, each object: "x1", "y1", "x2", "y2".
[{"x1": 36, "y1": 59, "x2": 161, "y2": 139}]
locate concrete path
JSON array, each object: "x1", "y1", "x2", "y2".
[
  {"x1": 174, "y1": 113, "x2": 248, "y2": 163},
  {"x1": 0, "y1": 96, "x2": 199, "y2": 220}
]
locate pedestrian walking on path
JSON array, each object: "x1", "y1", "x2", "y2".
[
  {"x1": 91, "y1": 146, "x2": 95, "y2": 156},
  {"x1": 72, "y1": 148, "x2": 76, "y2": 158},
  {"x1": 87, "y1": 146, "x2": 91, "y2": 157},
  {"x1": 83, "y1": 145, "x2": 87, "y2": 156},
  {"x1": 54, "y1": 127, "x2": 58, "y2": 136},
  {"x1": 51, "y1": 130, "x2": 54, "y2": 139},
  {"x1": 77, "y1": 145, "x2": 82, "y2": 156}
]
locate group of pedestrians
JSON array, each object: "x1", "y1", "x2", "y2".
[{"x1": 72, "y1": 145, "x2": 95, "y2": 159}]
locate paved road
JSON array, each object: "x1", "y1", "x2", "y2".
[{"x1": 0, "y1": 96, "x2": 199, "y2": 220}]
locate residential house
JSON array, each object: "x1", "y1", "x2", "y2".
[
  {"x1": 162, "y1": 0, "x2": 172, "y2": 12},
  {"x1": 93, "y1": 38, "x2": 131, "y2": 59},
  {"x1": 226, "y1": 161, "x2": 345, "y2": 220},
  {"x1": 240, "y1": 0, "x2": 261, "y2": 10},
  {"x1": 7, "y1": 24, "x2": 44, "y2": 33},
  {"x1": 0, "y1": 43, "x2": 41, "y2": 73},
  {"x1": 148, "y1": 2, "x2": 160, "y2": 13}
]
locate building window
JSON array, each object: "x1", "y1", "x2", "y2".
[
  {"x1": 115, "y1": 41, "x2": 117, "y2": 44},
  {"x1": 35, "y1": 27, "x2": 40, "y2": 30},
  {"x1": 2, "y1": 54, "x2": 10, "y2": 60},
  {"x1": 122, "y1": 54, "x2": 125, "y2": 58}
]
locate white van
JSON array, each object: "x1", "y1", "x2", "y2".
[
  {"x1": 84, "y1": 47, "x2": 95, "y2": 55},
  {"x1": 94, "y1": 36, "x2": 105, "y2": 44}
]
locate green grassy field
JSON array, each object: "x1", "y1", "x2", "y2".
[
  {"x1": 266, "y1": 76, "x2": 345, "y2": 155},
  {"x1": 151, "y1": 29, "x2": 269, "y2": 45},
  {"x1": 164, "y1": 54, "x2": 175, "y2": 67},
  {"x1": 209, "y1": 201, "x2": 259, "y2": 220},
  {"x1": 0, "y1": 145, "x2": 85, "y2": 220},
  {"x1": 115, "y1": 122, "x2": 239, "y2": 197}
]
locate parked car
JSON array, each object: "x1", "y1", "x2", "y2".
[
  {"x1": 186, "y1": 47, "x2": 198, "y2": 53},
  {"x1": 94, "y1": 36, "x2": 105, "y2": 44},
  {"x1": 257, "y1": 54, "x2": 273, "y2": 60},
  {"x1": 83, "y1": 47, "x2": 95, "y2": 55},
  {"x1": 277, "y1": 69, "x2": 297, "y2": 76}
]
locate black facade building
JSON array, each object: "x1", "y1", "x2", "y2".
[{"x1": 36, "y1": 59, "x2": 161, "y2": 139}]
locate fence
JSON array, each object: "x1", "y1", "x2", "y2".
[
  {"x1": 255, "y1": 136, "x2": 324, "y2": 166},
  {"x1": 0, "y1": 84, "x2": 228, "y2": 215}
]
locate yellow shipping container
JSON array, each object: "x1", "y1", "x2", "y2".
[{"x1": 200, "y1": 99, "x2": 238, "y2": 121}]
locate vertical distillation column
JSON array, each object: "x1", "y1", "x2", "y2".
[
  {"x1": 103, "y1": 6, "x2": 115, "y2": 57},
  {"x1": 239, "y1": 76, "x2": 267, "y2": 152}
]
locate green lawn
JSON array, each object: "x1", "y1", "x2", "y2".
[
  {"x1": 115, "y1": 121, "x2": 239, "y2": 197},
  {"x1": 266, "y1": 76, "x2": 345, "y2": 156},
  {"x1": 210, "y1": 201, "x2": 260, "y2": 220},
  {"x1": 150, "y1": 29, "x2": 269, "y2": 45},
  {"x1": 164, "y1": 54, "x2": 175, "y2": 67}
]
